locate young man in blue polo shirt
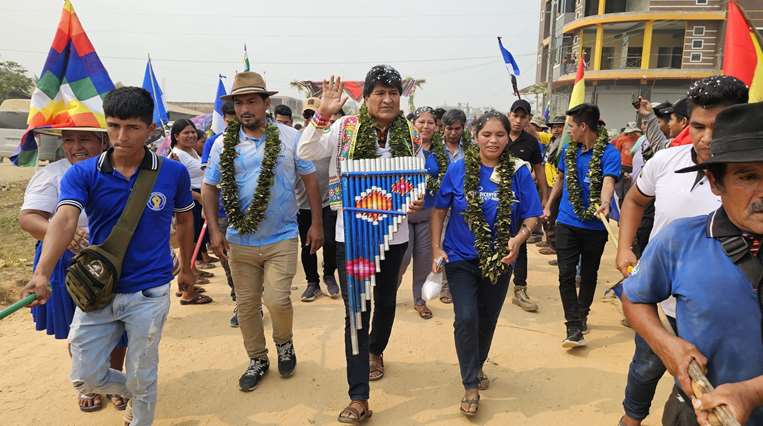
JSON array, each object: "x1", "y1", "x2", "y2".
[
  {"x1": 21, "y1": 87, "x2": 196, "y2": 426},
  {"x1": 543, "y1": 103, "x2": 621, "y2": 347},
  {"x1": 202, "y1": 72, "x2": 323, "y2": 392},
  {"x1": 623, "y1": 102, "x2": 763, "y2": 425}
]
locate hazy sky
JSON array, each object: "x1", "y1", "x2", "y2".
[{"x1": 0, "y1": 0, "x2": 541, "y2": 111}]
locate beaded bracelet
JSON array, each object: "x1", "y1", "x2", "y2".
[{"x1": 312, "y1": 112, "x2": 331, "y2": 129}]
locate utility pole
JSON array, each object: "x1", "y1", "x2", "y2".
[{"x1": 546, "y1": 0, "x2": 557, "y2": 114}]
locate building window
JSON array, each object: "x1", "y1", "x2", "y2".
[
  {"x1": 690, "y1": 52, "x2": 703, "y2": 62},
  {"x1": 696, "y1": 0, "x2": 708, "y2": 4},
  {"x1": 692, "y1": 39, "x2": 704, "y2": 49},
  {"x1": 693, "y1": 26, "x2": 706, "y2": 36},
  {"x1": 626, "y1": 47, "x2": 643, "y2": 68},
  {"x1": 672, "y1": 47, "x2": 683, "y2": 68},
  {"x1": 601, "y1": 46, "x2": 615, "y2": 70}
]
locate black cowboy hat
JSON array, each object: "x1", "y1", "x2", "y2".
[{"x1": 677, "y1": 102, "x2": 763, "y2": 173}]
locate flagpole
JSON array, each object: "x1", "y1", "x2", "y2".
[{"x1": 147, "y1": 54, "x2": 167, "y2": 133}]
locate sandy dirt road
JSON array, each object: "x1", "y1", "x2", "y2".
[{"x1": 0, "y1": 228, "x2": 674, "y2": 426}]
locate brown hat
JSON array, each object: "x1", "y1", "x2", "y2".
[{"x1": 221, "y1": 72, "x2": 278, "y2": 100}]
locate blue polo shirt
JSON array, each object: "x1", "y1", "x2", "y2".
[
  {"x1": 58, "y1": 149, "x2": 195, "y2": 294},
  {"x1": 434, "y1": 159, "x2": 542, "y2": 263},
  {"x1": 624, "y1": 210, "x2": 763, "y2": 425},
  {"x1": 204, "y1": 123, "x2": 315, "y2": 247},
  {"x1": 556, "y1": 143, "x2": 621, "y2": 231}
]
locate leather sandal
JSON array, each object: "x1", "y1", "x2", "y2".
[
  {"x1": 338, "y1": 400, "x2": 372, "y2": 424},
  {"x1": 460, "y1": 394, "x2": 480, "y2": 417},
  {"x1": 369, "y1": 354, "x2": 384, "y2": 381}
]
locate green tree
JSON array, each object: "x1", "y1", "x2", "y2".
[{"x1": 0, "y1": 61, "x2": 35, "y2": 103}]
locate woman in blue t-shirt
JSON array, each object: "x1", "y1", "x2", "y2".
[{"x1": 431, "y1": 110, "x2": 543, "y2": 417}]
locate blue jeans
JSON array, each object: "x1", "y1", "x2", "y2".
[
  {"x1": 622, "y1": 316, "x2": 678, "y2": 421},
  {"x1": 69, "y1": 283, "x2": 171, "y2": 426},
  {"x1": 445, "y1": 260, "x2": 511, "y2": 389}
]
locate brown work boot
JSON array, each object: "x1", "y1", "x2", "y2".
[{"x1": 512, "y1": 285, "x2": 539, "y2": 312}]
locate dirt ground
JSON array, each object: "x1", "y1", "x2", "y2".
[{"x1": 0, "y1": 162, "x2": 673, "y2": 425}]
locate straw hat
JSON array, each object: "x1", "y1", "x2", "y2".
[
  {"x1": 220, "y1": 72, "x2": 278, "y2": 101},
  {"x1": 33, "y1": 127, "x2": 107, "y2": 137}
]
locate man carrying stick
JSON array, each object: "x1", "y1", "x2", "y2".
[{"x1": 622, "y1": 102, "x2": 763, "y2": 425}]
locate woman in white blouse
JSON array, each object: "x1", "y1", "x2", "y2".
[
  {"x1": 19, "y1": 128, "x2": 129, "y2": 413},
  {"x1": 170, "y1": 120, "x2": 215, "y2": 302}
]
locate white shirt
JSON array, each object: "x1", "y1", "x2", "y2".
[
  {"x1": 21, "y1": 158, "x2": 88, "y2": 228},
  {"x1": 633, "y1": 144, "x2": 721, "y2": 317},
  {"x1": 172, "y1": 147, "x2": 203, "y2": 189},
  {"x1": 298, "y1": 117, "x2": 421, "y2": 244}
]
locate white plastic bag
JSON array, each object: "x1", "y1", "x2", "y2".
[{"x1": 422, "y1": 271, "x2": 444, "y2": 301}]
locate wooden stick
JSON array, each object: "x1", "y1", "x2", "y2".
[
  {"x1": 597, "y1": 211, "x2": 620, "y2": 249},
  {"x1": 688, "y1": 360, "x2": 741, "y2": 426}
]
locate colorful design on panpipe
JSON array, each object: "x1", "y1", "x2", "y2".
[
  {"x1": 355, "y1": 187, "x2": 392, "y2": 222},
  {"x1": 391, "y1": 177, "x2": 413, "y2": 195},
  {"x1": 341, "y1": 156, "x2": 429, "y2": 355},
  {"x1": 345, "y1": 258, "x2": 376, "y2": 281}
]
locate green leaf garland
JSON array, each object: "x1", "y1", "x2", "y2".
[
  {"x1": 564, "y1": 128, "x2": 609, "y2": 221},
  {"x1": 426, "y1": 132, "x2": 449, "y2": 196},
  {"x1": 463, "y1": 144, "x2": 516, "y2": 284},
  {"x1": 352, "y1": 104, "x2": 413, "y2": 159},
  {"x1": 219, "y1": 121, "x2": 282, "y2": 235}
]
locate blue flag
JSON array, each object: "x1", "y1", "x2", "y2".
[
  {"x1": 142, "y1": 57, "x2": 168, "y2": 127},
  {"x1": 497, "y1": 37, "x2": 520, "y2": 76},
  {"x1": 211, "y1": 75, "x2": 227, "y2": 135}
]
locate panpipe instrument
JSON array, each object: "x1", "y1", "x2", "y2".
[{"x1": 340, "y1": 156, "x2": 428, "y2": 355}]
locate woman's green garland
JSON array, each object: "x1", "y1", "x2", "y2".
[
  {"x1": 461, "y1": 129, "x2": 472, "y2": 148},
  {"x1": 352, "y1": 104, "x2": 413, "y2": 159},
  {"x1": 425, "y1": 132, "x2": 448, "y2": 196},
  {"x1": 564, "y1": 127, "x2": 609, "y2": 221},
  {"x1": 219, "y1": 120, "x2": 282, "y2": 234},
  {"x1": 463, "y1": 143, "x2": 516, "y2": 284}
]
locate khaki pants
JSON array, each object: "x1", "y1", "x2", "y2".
[{"x1": 229, "y1": 238, "x2": 298, "y2": 359}]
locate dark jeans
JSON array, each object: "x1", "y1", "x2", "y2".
[
  {"x1": 542, "y1": 193, "x2": 561, "y2": 249},
  {"x1": 555, "y1": 223, "x2": 609, "y2": 328},
  {"x1": 297, "y1": 207, "x2": 338, "y2": 285},
  {"x1": 336, "y1": 242, "x2": 407, "y2": 401},
  {"x1": 513, "y1": 242, "x2": 528, "y2": 286},
  {"x1": 623, "y1": 316, "x2": 677, "y2": 421},
  {"x1": 445, "y1": 260, "x2": 511, "y2": 389}
]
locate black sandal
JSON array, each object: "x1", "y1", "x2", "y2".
[{"x1": 338, "y1": 401, "x2": 373, "y2": 424}]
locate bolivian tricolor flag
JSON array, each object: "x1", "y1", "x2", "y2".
[
  {"x1": 723, "y1": 0, "x2": 763, "y2": 102},
  {"x1": 568, "y1": 57, "x2": 586, "y2": 108},
  {"x1": 559, "y1": 57, "x2": 586, "y2": 150},
  {"x1": 12, "y1": 0, "x2": 114, "y2": 166}
]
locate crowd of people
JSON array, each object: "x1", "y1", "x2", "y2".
[{"x1": 16, "y1": 64, "x2": 762, "y2": 425}]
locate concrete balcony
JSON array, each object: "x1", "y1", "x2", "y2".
[{"x1": 562, "y1": 10, "x2": 725, "y2": 33}]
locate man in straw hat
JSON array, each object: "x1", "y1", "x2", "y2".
[
  {"x1": 298, "y1": 65, "x2": 424, "y2": 424},
  {"x1": 615, "y1": 75, "x2": 748, "y2": 426},
  {"x1": 622, "y1": 102, "x2": 763, "y2": 425},
  {"x1": 202, "y1": 71, "x2": 324, "y2": 392}
]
